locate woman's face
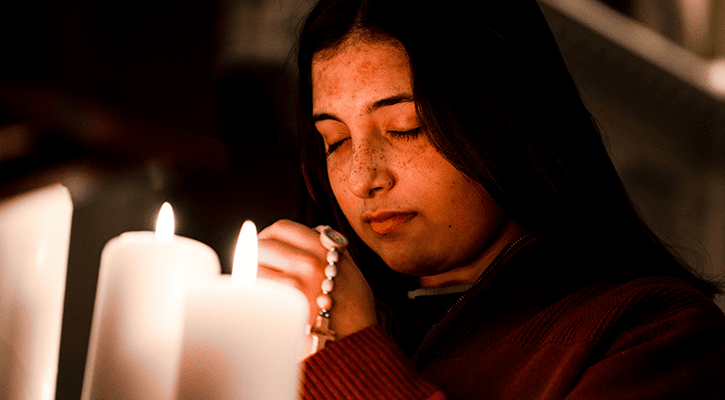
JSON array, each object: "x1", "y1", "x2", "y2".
[{"x1": 311, "y1": 38, "x2": 520, "y2": 285}]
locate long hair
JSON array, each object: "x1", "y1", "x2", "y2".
[{"x1": 296, "y1": 0, "x2": 721, "y2": 299}]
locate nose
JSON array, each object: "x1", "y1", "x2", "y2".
[{"x1": 347, "y1": 136, "x2": 395, "y2": 199}]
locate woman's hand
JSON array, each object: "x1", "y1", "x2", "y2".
[{"x1": 257, "y1": 219, "x2": 377, "y2": 356}]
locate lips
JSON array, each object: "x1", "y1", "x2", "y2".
[{"x1": 367, "y1": 212, "x2": 416, "y2": 235}]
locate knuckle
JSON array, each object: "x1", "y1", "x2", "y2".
[
  {"x1": 272, "y1": 219, "x2": 293, "y2": 228},
  {"x1": 259, "y1": 219, "x2": 292, "y2": 237}
]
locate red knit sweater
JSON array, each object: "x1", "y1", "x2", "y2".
[{"x1": 302, "y1": 238, "x2": 725, "y2": 399}]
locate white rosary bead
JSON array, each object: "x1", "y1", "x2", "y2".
[
  {"x1": 321, "y1": 278, "x2": 334, "y2": 294},
  {"x1": 316, "y1": 293, "x2": 332, "y2": 311},
  {"x1": 325, "y1": 264, "x2": 338, "y2": 279},
  {"x1": 326, "y1": 248, "x2": 339, "y2": 264}
]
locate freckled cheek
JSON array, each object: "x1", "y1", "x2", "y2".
[
  {"x1": 327, "y1": 163, "x2": 355, "y2": 212},
  {"x1": 327, "y1": 164, "x2": 345, "y2": 195}
]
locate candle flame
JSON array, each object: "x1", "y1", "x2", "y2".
[
  {"x1": 232, "y1": 220, "x2": 257, "y2": 286},
  {"x1": 155, "y1": 202, "x2": 175, "y2": 242}
]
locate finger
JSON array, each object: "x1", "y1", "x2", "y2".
[
  {"x1": 258, "y1": 220, "x2": 325, "y2": 256},
  {"x1": 257, "y1": 237, "x2": 324, "y2": 281}
]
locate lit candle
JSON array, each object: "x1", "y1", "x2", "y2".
[
  {"x1": 175, "y1": 221, "x2": 308, "y2": 399},
  {"x1": 0, "y1": 184, "x2": 73, "y2": 400},
  {"x1": 81, "y1": 203, "x2": 221, "y2": 400}
]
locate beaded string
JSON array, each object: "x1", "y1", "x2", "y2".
[{"x1": 307, "y1": 226, "x2": 348, "y2": 352}]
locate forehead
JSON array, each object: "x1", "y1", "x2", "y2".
[{"x1": 311, "y1": 39, "x2": 412, "y2": 109}]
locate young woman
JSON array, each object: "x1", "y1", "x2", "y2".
[{"x1": 257, "y1": 0, "x2": 725, "y2": 398}]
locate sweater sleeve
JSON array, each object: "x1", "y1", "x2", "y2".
[{"x1": 301, "y1": 324, "x2": 446, "y2": 400}]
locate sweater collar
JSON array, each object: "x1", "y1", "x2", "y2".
[{"x1": 410, "y1": 233, "x2": 538, "y2": 360}]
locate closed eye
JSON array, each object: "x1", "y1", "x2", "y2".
[
  {"x1": 326, "y1": 127, "x2": 421, "y2": 156},
  {"x1": 388, "y1": 127, "x2": 422, "y2": 140},
  {"x1": 326, "y1": 137, "x2": 349, "y2": 156}
]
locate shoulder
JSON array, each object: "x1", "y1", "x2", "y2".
[
  {"x1": 532, "y1": 276, "x2": 725, "y2": 347},
  {"x1": 592, "y1": 276, "x2": 725, "y2": 350},
  {"x1": 566, "y1": 278, "x2": 725, "y2": 398},
  {"x1": 585, "y1": 276, "x2": 723, "y2": 325}
]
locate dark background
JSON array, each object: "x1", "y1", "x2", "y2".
[{"x1": 0, "y1": 0, "x2": 307, "y2": 398}]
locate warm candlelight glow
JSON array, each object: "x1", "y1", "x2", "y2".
[
  {"x1": 0, "y1": 184, "x2": 72, "y2": 400},
  {"x1": 232, "y1": 220, "x2": 258, "y2": 286},
  {"x1": 155, "y1": 203, "x2": 174, "y2": 242},
  {"x1": 177, "y1": 217, "x2": 307, "y2": 399},
  {"x1": 82, "y1": 202, "x2": 221, "y2": 400}
]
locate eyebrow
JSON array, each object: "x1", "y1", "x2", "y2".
[{"x1": 312, "y1": 93, "x2": 414, "y2": 123}]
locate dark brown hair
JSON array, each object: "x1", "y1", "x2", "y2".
[{"x1": 296, "y1": 0, "x2": 721, "y2": 299}]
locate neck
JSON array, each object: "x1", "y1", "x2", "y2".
[{"x1": 418, "y1": 220, "x2": 527, "y2": 289}]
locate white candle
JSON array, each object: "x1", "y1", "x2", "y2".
[
  {"x1": 0, "y1": 184, "x2": 73, "y2": 400},
  {"x1": 82, "y1": 203, "x2": 221, "y2": 400},
  {"x1": 175, "y1": 221, "x2": 308, "y2": 400}
]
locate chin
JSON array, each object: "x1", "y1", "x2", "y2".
[
  {"x1": 362, "y1": 235, "x2": 430, "y2": 275},
  {"x1": 380, "y1": 254, "x2": 428, "y2": 277}
]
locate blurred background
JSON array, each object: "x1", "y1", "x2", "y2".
[{"x1": 0, "y1": 0, "x2": 724, "y2": 398}]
